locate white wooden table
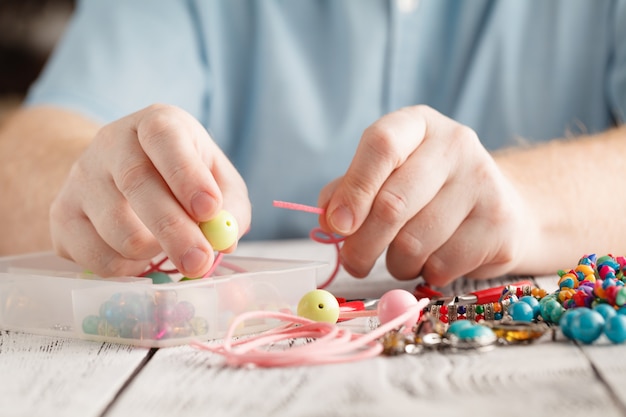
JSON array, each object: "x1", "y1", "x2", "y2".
[{"x1": 2, "y1": 240, "x2": 625, "y2": 417}]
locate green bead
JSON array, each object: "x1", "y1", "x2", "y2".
[
  {"x1": 539, "y1": 298, "x2": 564, "y2": 323},
  {"x1": 82, "y1": 315, "x2": 100, "y2": 335},
  {"x1": 297, "y1": 289, "x2": 340, "y2": 323},
  {"x1": 146, "y1": 271, "x2": 173, "y2": 284},
  {"x1": 616, "y1": 287, "x2": 626, "y2": 307},
  {"x1": 199, "y1": 210, "x2": 239, "y2": 251}
]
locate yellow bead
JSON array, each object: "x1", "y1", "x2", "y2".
[
  {"x1": 583, "y1": 274, "x2": 596, "y2": 283},
  {"x1": 297, "y1": 289, "x2": 340, "y2": 324},
  {"x1": 575, "y1": 264, "x2": 594, "y2": 276},
  {"x1": 199, "y1": 210, "x2": 239, "y2": 251}
]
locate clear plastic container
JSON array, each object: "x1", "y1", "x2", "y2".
[{"x1": 0, "y1": 252, "x2": 321, "y2": 347}]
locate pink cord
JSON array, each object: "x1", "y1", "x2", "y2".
[
  {"x1": 191, "y1": 297, "x2": 430, "y2": 367},
  {"x1": 272, "y1": 200, "x2": 345, "y2": 289},
  {"x1": 143, "y1": 200, "x2": 344, "y2": 287},
  {"x1": 272, "y1": 200, "x2": 326, "y2": 215}
]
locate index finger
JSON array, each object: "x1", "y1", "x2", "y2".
[
  {"x1": 134, "y1": 104, "x2": 224, "y2": 222},
  {"x1": 323, "y1": 106, "x2": 428, "y2": 235}
]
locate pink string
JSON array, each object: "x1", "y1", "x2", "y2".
[
  {"x1": 191, "y1": 297, "x2": 430, "y2": 367},
  {"x1": 272, "y1": 200, "x2": 326, "y2": 215},
  {"x1": 142, "y1": 200, "x2": 344, "y2": 287},
  {"x1": 272, "y1": 200, "x2": 346, "y2": 289}
]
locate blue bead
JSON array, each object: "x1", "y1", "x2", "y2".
[
  {"x1": 559, "y1": 309, "x2": 584, "y2": 340},
  {"x1": 447, "y1": 320, "x2": 474, "y2": 336},
  {"x1": 593, "y1": 303, "x2": 617, "y2": 321},
  {"x1": 457, "y1": 324, "x2": 494, "y2": 340},
  {"x1": 571, "y1": 309, "x2": 605, "y2": 344},
  {"x1": 605, "y1": 315, "x2": 626, "y2": 344},
  {"x1": 509, "y1": 301, "x2": 534, "y2": 322},
  {"x1": 519, "y1": 296, "x2": 540, "y2": 318}
]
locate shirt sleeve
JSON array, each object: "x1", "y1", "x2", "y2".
[
  {"x1": 25, "y1": 0, "x2": 209, "y2": 124},
  {"x1": 608, "y1": 0, "x2": 626, "y2": 126}
]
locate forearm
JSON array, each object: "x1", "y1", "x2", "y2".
[
  {"x1": 496, "y1": 125, "x2": 626, "y2": 275},
  {"x1": 0, "y1": 106, "x2": 100, "y2": 254}
]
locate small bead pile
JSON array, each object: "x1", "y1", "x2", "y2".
[
  {"x1": 82, "y1": 290, "x2": 209, "y2": 341},
  {"x1": 555, "y1": 254, "x2": 626, "y2": 310}
]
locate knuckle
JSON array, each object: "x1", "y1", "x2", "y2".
[
  {"x1": 392, "y1": 228, "x2": 424, "y2": 256},
  {"x1": 118, "y1": 228, "x2": 155, "y2": 259},
  {"x1": 421, "y1": 254, "x2": 452, "y2": 286},
  {"x1": 116, "y1": 161, "x2": 153, "y2": 199},
  {"x1": 452, "y1": 124, "x2": 479, "y2": 143},
  {"x1": 447, "y1": 124, "x2": 480, "y2": 156},
  {"x1": 151, "y1": 212, "x2": 187, "y2": 242},
  {"x1": 341, "y1": 173, "x2": 378, "y2": 202},
  {"x1": 372, "y1": 188, "x2": 410, "y2": 225},
  {"x1": 137, "y1": 105, "x2": 186, "y2": 147},
  {"x1": 362, "y1": 124, "x2": 403, "y2": 165}
]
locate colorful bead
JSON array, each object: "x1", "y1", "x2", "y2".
[{"x1": 558, "y1": 273, "x2": 577, "y2": 289}]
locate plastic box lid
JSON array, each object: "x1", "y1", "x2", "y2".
[{"x1": 0, "y1": 252, "x2": 321, "y2": 347}]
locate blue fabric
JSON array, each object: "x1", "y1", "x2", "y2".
[{"x1": 26, "y1": 0, "x2": 626, "y2": 240}]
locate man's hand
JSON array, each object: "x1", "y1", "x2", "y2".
[
  {"x1": 50, "y1": 104, "x2": 251, "y2": 278},
  {"x1": 319, "y1": 105, "x2": 535, "y2": 287}
]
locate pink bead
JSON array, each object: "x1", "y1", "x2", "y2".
[{"x1": 377, "y1": 289, "x2": 420, "y2": 329}]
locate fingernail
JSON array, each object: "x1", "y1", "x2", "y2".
[
  {"x1": 181, "y1": 247, "x2": 209, "y2": 276},
  {"x1": 191, "y1": 192, "x2": 214, "y2": 221},
  {"x1": 329, "y1": 205, "x2": 354, "y2": 235}
]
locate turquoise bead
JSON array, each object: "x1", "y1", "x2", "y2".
[
  {"x1": 457, "y1": 324, "x2": 494, "y2": 340},
  {"x1": 540, "y1": 297, "x2": 564, "y2": 324},
  {"x1": 571, "y1": 309, "x2": 605, "y2": 344},
  {"x1": 605, "y1": 315, "x2": 626, "y2": 344},
  {"x1": 509, "y1": 301, "x2": 534, "y2": 322},
  {"x1": 447, "y1": 320, "x2": 474, "y2": 336},
  {"x1": 519, "y1": 295, "x2": 540, "y2": 318},
  {"x1": 559, "y1": 309, "x2": 584, "y2": 340},
  {"x1": 593, "y1": 303, "x2": 617, "y2": 321}
]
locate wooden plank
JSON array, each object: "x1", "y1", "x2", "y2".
[
  {"x1": 0, "y1": 330, "x2": 150, "y2": 417},
  {"x1": 106, "y1": 336, "x2": 624, "y2": 417}
]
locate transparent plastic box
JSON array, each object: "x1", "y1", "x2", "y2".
[{"x1": 0, "y1": 252, "x2": 321, "y2": 347}]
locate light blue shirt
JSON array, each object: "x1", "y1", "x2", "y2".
[{"x1": 27, "y1": 0, "x2": 626, "y2": 240}]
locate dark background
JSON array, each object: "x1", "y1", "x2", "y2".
[{"x1": 0, "y1": 0, "x2": 74, "y2": 111}]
